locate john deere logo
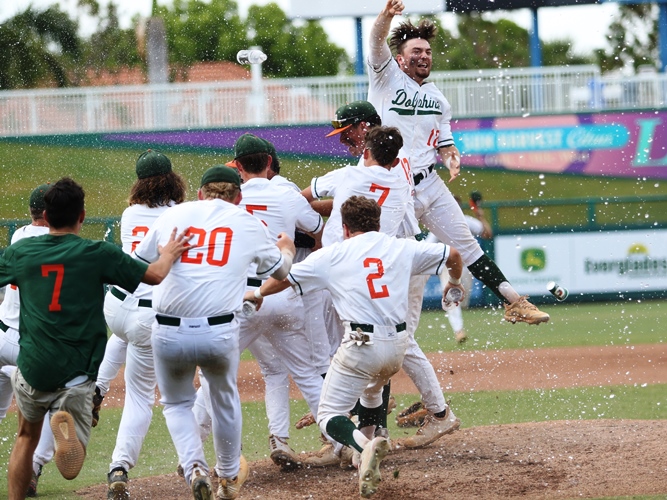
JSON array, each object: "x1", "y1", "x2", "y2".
[{"x1": 521, "y1": 248, "x2": 546, "y2": 271}]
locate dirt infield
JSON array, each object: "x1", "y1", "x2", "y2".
[{"x1": 79, "y1": 344, "x2": 667, "y2": 499}]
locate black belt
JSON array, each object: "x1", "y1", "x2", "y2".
[
  {"x1": 350, "y1": 322, "x2": 406, "y2": 333},
  {"x1": 110, "y1": 287, "x2": 152, "y2": 308},
  {"x1": 413, "y1": 164, "x2": 435, "y2": 186},
  {"x1": 246, "y1": 278, "x2": 263, "y2": 287},
  {"x1": 156, "y1": 314, "x2": 234, "y2": 327},
  {"x1": 0, "y1": 320, "x2": 8, "y2": 332}
]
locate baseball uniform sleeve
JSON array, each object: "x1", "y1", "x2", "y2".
[
  {"x1": 410, "y1": 241, "x2": 451, "y2": 276},
  {"x1": 435, "y1": 94, "x2": 455, "y2": 149},
  {"x1": 311, "y1": 168, "x2": 344, "y2": 199},
  {"x1": 0, "y1": 250, "x2": 15, "y2": 288},
  {"x1": 251, "y1": 219, "x2": 286, "y2": 279},
  {"x1": 99, "y1": 241, "x2": 149, "y2": 293},
  {"x1": 133, "y1": 219, "x2": 162, "y2": 263},
  {"x1": 286, "y1": 246, "x2": 332, "y2": 295},
  {"x1": 368, "y1": 56, "x2": 401, "y2": 92},
  {"x1": 293, "y1": 193, "x2": 323, "y2": 234}
]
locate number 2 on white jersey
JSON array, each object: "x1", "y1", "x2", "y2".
[{"x1": 364, "y1": 257, "x2": 389, "y2": 299}]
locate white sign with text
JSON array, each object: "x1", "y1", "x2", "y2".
[{"x1": 494, "y1": 229, "x2": 667, "y2": 296}]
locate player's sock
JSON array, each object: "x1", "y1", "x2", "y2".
[
  {"x1": 358, "y1": 403, "x2": 385, "y2": 432},
  {"x1": 467, "y1": 255, "x2": 510, "y2": 304},
  {"x1": 377, "y1": 383, "x2": 391, "y2": 430},
  {"x1": 325, "y1": 416, "x2": 366, "y2": 452}
]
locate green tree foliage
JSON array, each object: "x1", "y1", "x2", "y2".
[
  {"x1": 0, "y1": 6, "x2": 80, "y2": 89},
  {"x1": 246, "y1": 3, "x2": 349, "y2": 77},
  {"x1": 77, "y1": 2, "x2": 142, "y2": 77},
  {"x1": 429, "y1": 14, "x2": 592, "y2": 71},
  {"x1": 157, "y1": 0, "x2": 248, "y2": 66},
  {"x1": 595, "y1": 4, "x2": 658, "y2": 73}
]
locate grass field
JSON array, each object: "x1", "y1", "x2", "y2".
[
  {"x1": 0, "y1": 141, "x2": 665, "y2": 497},
  {"x1": 1, "y1": 141, "x2": 666, "y2": 223},
  {"x1": 0, "y1": 300, "x2": 665, "y2": 498}
]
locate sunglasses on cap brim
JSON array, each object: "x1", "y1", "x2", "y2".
[{"x1": 325, "y1": 123, "x2": 354, "y2": 138}]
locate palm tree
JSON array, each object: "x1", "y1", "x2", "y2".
[{"x1": 0, "y1": 6, "x2": 80, "y2": 89}]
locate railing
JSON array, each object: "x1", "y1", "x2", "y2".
[
  {"x1": 3, "y1": 64, "x2": 652, "y2": 137},
  {"x1": 3, "y1": 195, "x2": 666, "y2": 251}
]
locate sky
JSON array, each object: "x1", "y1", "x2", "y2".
[{"x1": 0, "y1": 0, "x2": 619, "y2": 58}]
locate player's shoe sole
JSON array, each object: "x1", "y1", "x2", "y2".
[
  {"x1": 191, "y1": 467, "x2": 213, "y2": 500},
  {"x1": 358, "y1": 436, "x2": 390, "y2": 498},
  {"x1": 51, "y1": 411, "x2": 85, "y2": 480}
]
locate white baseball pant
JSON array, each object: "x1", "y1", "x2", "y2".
[
  {"x1": 153, "y1": 317, "x2": 242, "y2": 482},
  {"x1": 318, "y1": 326, "x2": 409, "y2": 432},
  {"x1": 103, "y1": 291, "x2": 156, "y2": 473},
  {"x1": 96, "y1": 333, "x2": 128, "y2": 397}
]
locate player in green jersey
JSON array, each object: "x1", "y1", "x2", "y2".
[{"x1": 0, "y1": 177, "x2": 191, "y2": 500}]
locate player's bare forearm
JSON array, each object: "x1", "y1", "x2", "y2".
[
  {"x1": 370, "y1": 0, "x2": 402, "y2": 64},
  {"x1": 243, "y1": 277, "x2": 292, "y2": 305},
  {"x1": 439, "y1": 145, "x2": 461, "y2": 183},
  {"x1": 310, "y1": 199, "x2": 332, "y2": 217},
  {"x1": 143, "y1": 228, "x2": 192, "y2": 285}
]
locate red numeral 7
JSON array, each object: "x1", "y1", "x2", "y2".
[
  {"x1": 369, "y1": 184, "x2": 390, "y2": 207},
  {"x1": 245, "y1": 205, "x2": 268, "y2": 226},
  {"x1": 364, "y1": 258, "x2": 389, "y2": 299},
  {"x1": 41, "y1": 264, "x2": 64, "y2": 312}
]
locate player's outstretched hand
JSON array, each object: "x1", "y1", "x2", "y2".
[
  {"x1": 383, "y1": 0, "x2": 405, "y2": 17},
  {"x1": 243, "y1": 290, "x2": 264, "y2": 311},
  {"x1": 276, "y1": 232, "x2": 296, "y2": 259},
  {"x1": 440, "y1": 145, "x2": 461, "y2": 183},
  {"x1": 158, "y1": 227, "x2": 193, "y2": 262}
]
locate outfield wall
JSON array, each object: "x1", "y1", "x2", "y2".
[{"x1": 3, "y1": 108, "x2": 667, "y2": 179}]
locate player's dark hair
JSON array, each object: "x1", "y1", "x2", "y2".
[
  {"x1": 128, "y1": 171, "x2": 187, "y2": 208},
  {"x1": 341, "y1": 196, "x2": 381, "y2": 234},
  {"x1": 364, "y1": 126, "x2": 403, "y2": 167},
  {"x1": 237, "y1": 152, "x2": 270, "y2": 175},
  {"x1": 30, "y1": 207, "x2": 44, "y2": 220},
  {"x1": 389, "y1": 19, "x2": 437, "y2": 55},
  {"x1": 269, "y1": 155, "x2": 280, "y2": 175},
  {"x1": 43, "y1": 177, "x2": 85, "y2": 229}
]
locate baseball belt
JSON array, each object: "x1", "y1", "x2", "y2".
[
  {"x1": 110, "y1": 286, "x2": 152, "y2": 308},
  {"x1": 0, "y1": 320, "x2": 8, "y2": 332},
  {"x1": 246, "y1": 278, "x2": 263, "y2": 287},
  {"x1": 155, "y1": 314, "x2": 234, "y2": 327},
  {"x1": 413, "y1": 164, "x2": 435, "y2": 186},
  {"x1": 350, "y1": 322, "x2": 407, "y2": 333}
]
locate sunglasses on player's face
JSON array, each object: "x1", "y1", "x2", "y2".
[{"x1": 331, "y1": 117, "x2": 360, "y2": 130}]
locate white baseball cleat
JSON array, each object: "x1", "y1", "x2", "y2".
[{"x1": 358, "y1": 436, "x2": 390, "y2": 498}]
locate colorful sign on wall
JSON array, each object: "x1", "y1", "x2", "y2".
[{"x1": 494, "y1": 229, "x2": 667, "y2": 296}]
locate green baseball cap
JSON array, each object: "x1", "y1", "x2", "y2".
[
  {"x1": 135, "y1": 150, "x2": 172, "y2": 179},
  {"x1": 200, "y1": 165, "x2": 241, "y2": 188},
  {"x1": 326, "y1": 101, "x2": 380, "y2": 137},
  {"x1": 232, "y1": 133, "x2": 270, "y2": 159},
  {"x1": 29, "y1": 183, "x2": 51, "y2": 212}
]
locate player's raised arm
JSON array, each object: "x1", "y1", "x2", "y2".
[
  {"x1": 269, "y1": 232, "x2": 295, "y2": 281},
  {"x1": 142, "y1": 228, "x2": 192, "y2": 285},
  {"x1": 369, "y1": 0, "x2": 404, "y2": 67}
]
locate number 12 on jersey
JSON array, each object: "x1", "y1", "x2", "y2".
[{"x1": 364, "y1": 258, "x2": 389, "y2": 299}]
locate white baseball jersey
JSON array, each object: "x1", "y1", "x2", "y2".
[
  {"x1": 0, "y1": 225, "x2": 50, "y2": 330},
  {"x1": 311, "y1": 163, "x2": 410, "y2": 246},
  {"x1": 134, "y1": 198, "x2": 284, "y2": 318},
  {"x1": 239, "y1": 177, "x2": 322, "y2": 277},
  {"x1": 118, "y1": 203, "x2": 173, "y2": 299},
  {"x1": 288, "y1": 231, "x2": 450, "y2": 326},
  {"x1": 270, "y1": 174, "x2": 300, "y2": 193},
  {"x1": 368, "y1": 56, "x2": 455, "y2": 175}
]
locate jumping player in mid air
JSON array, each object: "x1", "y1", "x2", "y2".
[
  {"x1": 244, "y1": 196, "x2": 464, "y2": 498},
  {"x1": 367, "y1": 0, "x2": 549, "y2": 326}
]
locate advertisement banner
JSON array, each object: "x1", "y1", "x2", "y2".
[{"x1": 494, "y1": 229, "x2": 667, "y2": 296}]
